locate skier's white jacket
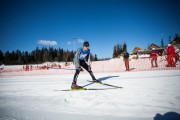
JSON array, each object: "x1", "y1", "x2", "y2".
[{"x1": 74, "y1": 48, "x2": 91, "y2": 69}]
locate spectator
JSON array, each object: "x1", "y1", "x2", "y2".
[
  {"x1": 166, "y1": 44, "x2": 176, "y2": 67},
  {"x1": 149, "y1": 48, "x2": 159, "y2": 67},
  {"x1": 123, "y1": 50, "x2": 130, "y2": 71},
  {"x1": 174, "y1": 47, "x2": 179, "y2": 64}
]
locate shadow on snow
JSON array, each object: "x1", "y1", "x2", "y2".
[
  {"x1": 154, "y1": 111, "x2": 180, "y2": 120},
  {"x1": 82, "y1": 76, "x2": 119, "y2": 87}
]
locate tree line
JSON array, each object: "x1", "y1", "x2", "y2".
[
  {"x1": 0, "y1": 47, "x2": 98, "y2": 65},
  {"x1": 113, "y1": 42, "x2": 127, "y2": 58}
]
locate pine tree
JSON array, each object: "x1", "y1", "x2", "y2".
[
  {"x1": 30, "y1": 51, "x2": 36, "y2": 64},
  {"x1": 113, "y1": 45, "x2": 117, "y2": 58},
  {"x1": 161, "y1": 39, "x2": 164, "y2": 47},
  {"x1": 113, "y1": 43, "x2": 124, "y2": 58},
  {"x1": 15, "y1": 50, "x2": 22, "y2": 64},
  {"x1": 169, "y1": 35, "x2": 172, "y2": 43},
  {"x1": 123, "y1": 42, "x2": 127, "y2": 52},
  {"x1": 4, "y1": 51, "x2": 10, "y2": 64},
  {"x1": 117, "y1": 44, "x2": 121, "y2": 55},
  {"x1": 24, "y1": 51, "x2": 29, "y2": 64},
  {"x1": 70, "y1": 51, "x2": 74, "y2": 61},
  {"x1": 60, "y1": 48, "x2": 64, "y2": 61},
  {"x1": 0, "y1": 50, "x2": 4, "y2": 64},
  {"x1": 174, "y1": 33, "x2": 179, "y2": 39},
  {"x1": 94, "y1": 54, "x2": 98, "y2": 61},
  {"x1": 48, "y1": 47, "x2": 53, "y2": 62},
  {"x1": 64, "y1": 49, "x2": 70, "y2": 62},
  {"x1": 11, "y1": 51, "x2": 16, "y2": 64}
]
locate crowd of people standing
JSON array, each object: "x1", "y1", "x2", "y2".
[{"x1": 123, "y1": 43, "x2": 179, "y2": 71}]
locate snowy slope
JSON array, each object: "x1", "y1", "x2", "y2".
[{"x1": 0, "y1": 70, "x2": 180, "y2": 120}]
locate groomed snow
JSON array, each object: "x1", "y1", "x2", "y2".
[
  {"x1": 0, "y1": 69, "x2": 180, "y2": 120},
  {"x1": 0, "y1": 58, "x2": 180, "y2": 119}
]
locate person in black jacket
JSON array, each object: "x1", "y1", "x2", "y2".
[{"x1": 123, "y1": 50, "x2": 130, "y2": 71}]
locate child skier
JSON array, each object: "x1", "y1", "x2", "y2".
[{"x1": 71, "y1": 41, "x2": 100, "y2": 89}]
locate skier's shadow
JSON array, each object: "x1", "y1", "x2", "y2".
[
  {"x1": 83, "y1": 75, "x2": 119, "y2": 87},
  {"x1": 154, "y1": 111, "x2": 180, "y2": 120}
]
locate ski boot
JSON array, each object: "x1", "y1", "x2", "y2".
[
  {"x1": 71, "y1": 83, "x2": 85, "y2": 90},
  {"x1": 93, "y1": 79, "x2": 102, "y2": 84}
]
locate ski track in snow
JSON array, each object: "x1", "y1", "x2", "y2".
[{"x1": 0, "y1": 70, "x2": 180, "y2": 120}]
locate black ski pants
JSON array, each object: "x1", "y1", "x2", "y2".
[{"x1": 72, "y1": 60, "x2": 96, "y2": 84}]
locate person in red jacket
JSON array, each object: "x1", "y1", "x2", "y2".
[
  {"x1": 150, "y1": 48, "x2": 159, "y2": 67},
  {"x1": 166, "y1": 44, "x2": 176, "y2": 67}
]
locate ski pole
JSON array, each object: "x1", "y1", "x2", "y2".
[{"x1": 49, "y1": 68, "x2": 77, "y2": 70}]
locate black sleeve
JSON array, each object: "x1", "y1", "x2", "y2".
[{"x1": 85, "y1": 53, "x2": 89, "y2": 61}]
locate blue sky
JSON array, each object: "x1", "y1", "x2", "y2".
[{"x1": 0, "y1": 0, "x2": 180, "y2": 58}]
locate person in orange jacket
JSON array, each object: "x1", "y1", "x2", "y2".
[{"x1": 166, "y1": 44, "x2": 176, "y2": 67}]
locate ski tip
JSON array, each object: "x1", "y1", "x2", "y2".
[
  {"x1": 71, "y1": 88, "x2": 87, "y2": 90},
  {"x1": 55, "y1": 88, "x2": 87, "y2": 91}
]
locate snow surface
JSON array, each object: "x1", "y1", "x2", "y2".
[
  {"x1": 0, "y1": 58, "x2": 180, "y2": 120},
  {"x1": 0, "y1": 69, "x2": 180, "y2": 120}
]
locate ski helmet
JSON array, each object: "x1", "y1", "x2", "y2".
[{"x1": 83, "y1": 41, "x2": 89, "y2": 47}]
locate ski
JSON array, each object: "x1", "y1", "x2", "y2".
[
  {"x1": 54, "y1": 87, "x2": 117, "y2": 91},
  {"x1": 87, "y1": 80, "x2": 123, "y2": 89}
]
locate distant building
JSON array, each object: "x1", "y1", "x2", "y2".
[
  {"x1": 133, "y1": 43, "x2": 164, "y2": 55},
  {"x1": 131, "y1": 36, "x2": 180, "y2": 56},
  {"x1": 148, "y1": 43, "x2": 160, "y2": 50},
  {"x1": 170, "y1": 36, "x2": 180, "y2": 48},
  {"x1": 132, "y1": 47, "x2": 142, "y2": 54}
]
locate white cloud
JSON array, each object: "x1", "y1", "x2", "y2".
[
  {"x1": 38, "y1": 40, "x2": 57, "y2": 46},
  {"x1": 67, "y1": 41, "x2": 72, "y2": 45},
  {"x1": 77, "y1": 39, "x2": 85, "y2": 44}
]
